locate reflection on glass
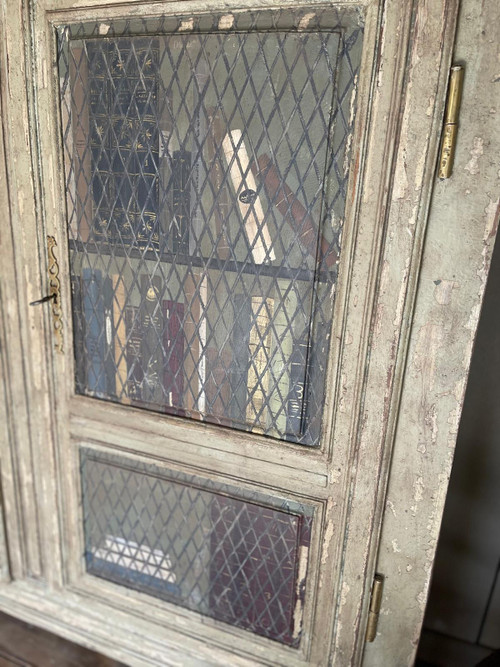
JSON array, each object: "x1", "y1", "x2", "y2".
[{"x1": 59, "y1": 11, "x2": 362, "y2": 445}]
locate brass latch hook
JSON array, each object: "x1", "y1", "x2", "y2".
[{"x1": 29, "y1": 236, "x2": 63, "y2": 353}]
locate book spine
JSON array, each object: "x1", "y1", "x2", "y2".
[
  {"x1": 183, "y1": 272, "x2": 202, "y2": 418},
  {"x1": 125, "y1": 306, "x2": 143, "y2": 403},
  {"x1": 102, "y1": 275, "x2": 116, "y2": 397},
  {"x1": 206, "y1": 108, "x2": 231, "y2": 259},
  {"x1": 171, "y1": 150, "x2": 191, "y2": 254},
  {"x1": 163, "y1": 299, "x2": 185, "y2": 410},
  {"x1": 246, "y1": 296, "x2": 274, "y2": 432},
  {"x1": 112, "y1": 274, "x2": 130, "y2": 403},
  {"x1": 268, "y1": 279, "x2": 296, "y2": 437},
  {"x1": 189, "y1": 56, "x2": 209, "y2": 258},
  {"x1": 88, "y1": 41, "x2": 111, "y2": 244},
  {"x1": 81, "y1": 268, "x2": 106, "y2": 396},
  {"x1": 252, "y1": 153, "x2": 337, "y2": 268},
  {"x1": 205, "y1": 344, "x2": 233, "y2": 427},
  {"x1": 133, "y1": 38, "x2": 160, "y2": 253},
  {"x1": 229, "y1": 294, "x2": 252, "y2": 425},
  {"x1": 286, "y1": 328, "x2": 310, "y2": 440},
  {"x1": 209, "y1": 495, "x2": 301, "y2": 644},
  {"x1": 71, "y1": 273, "x2": 86, "y2": 393},
  {"x1": 222, "y1": 130, "x2": 275, "y2": 264},
  {"x1": 69, "y1": 45, "x2": 92, "y2": 242},
  {"x1": 139, "y1": 275, "x2": 164, "y2": 408}
]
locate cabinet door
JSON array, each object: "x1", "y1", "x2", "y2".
[{"x1": 0, "y1": 0, "x2": 462, "y2": 665}]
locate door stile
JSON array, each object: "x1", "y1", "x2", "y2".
[
  {"x1": 330, "y1": 0, "x2": 460, "y2": 663},
  {"x1": 0, "y1": 0, "x2": 64, "y2": 583}
]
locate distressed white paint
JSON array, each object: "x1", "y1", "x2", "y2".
[{"x1": 0, "y1": 0, "x2": 496, "y2": 665}]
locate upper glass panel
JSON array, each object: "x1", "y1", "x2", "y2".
[{"x1": 58, "y1": 8, "x2": 363, "y2": 446}]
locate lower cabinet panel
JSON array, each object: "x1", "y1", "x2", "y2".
[{"x1": 81, "y1": 449, "x2": 313, "y2": 647}]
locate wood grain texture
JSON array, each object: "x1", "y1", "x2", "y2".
[{"x1": 364, "y1": 0, "x2": 500, "y2": 663}]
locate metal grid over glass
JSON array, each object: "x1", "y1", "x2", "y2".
[
  {"x1": 58, "y1": 8, "x2": 364, "y2": 445},
  {"x1": 81, "y1": 448, "x2": 314, "y2": 646}
]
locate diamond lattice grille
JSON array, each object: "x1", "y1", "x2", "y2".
[
  {"x1": 81, "y1": 450, "x2": 313, "y2": 646},
  {"x1": 59, "y1": 10, "x2": 363, "y2": 445}
]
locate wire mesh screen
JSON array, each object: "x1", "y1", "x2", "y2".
[
  {"x1": 59, "y1": 9, "x2": 363, "y2": 445},
  {"x1": 81, "y1": 449, "x2": 314, "y2": 646}
]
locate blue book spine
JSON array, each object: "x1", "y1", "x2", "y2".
[
  {"x1": 82, "y1": 268, "x2": 106, "y2": 396},
  {"x1": 286, "y1": 330, "x2": 310, "y2": 440}
]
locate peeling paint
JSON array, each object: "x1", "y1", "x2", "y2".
[
  {"x1": 179, "y1": 18, "x2": 194, "y2": 32},
  {"x1": 298, "y1": 12, "x2": 315, "y2": 30},
  {"x1": 434, "y1": 279, "x2": 460, "y2": 305},
  {"x1": 218, "y1": 14, "x2": 234, "y2": 30},
  {"x1": 98, "y1": 23, "x2": 110, "y2": 35},
  {"x1": 464, "y1": 136, "x2": 484, "y2": 174},
  {"x1": 321, "y1": 520, "x2": 335, "y2": 565},
  {"x1": 292, "y1": 545, "x2": 309, "y2": 638},
  {"x1": 391, "y1": 539, "x2": 401, "y2": 553}
]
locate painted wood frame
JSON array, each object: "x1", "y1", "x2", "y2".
[{"x1": 2, "y1": 0, "x2": 492, "y2": 665}]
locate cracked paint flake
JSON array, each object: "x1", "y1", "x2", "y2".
[
  {"x1": 298, "y1": 12, "x2": 316, "y2": 30},
  {"x1": 179, "y1": 18, "x2": 194, "y2": 31},
  {"x1": 218, "y1": 14, "x2": 234, "y2": 30}
]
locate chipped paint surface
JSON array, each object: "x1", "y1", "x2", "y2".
[
  {"x1": 179, "y1": 18, "x2": 194, "y2": 31},
  {"x1": 464, "y1": 136, "x2": 484, "y2": 174},
  {"x1": 217, "y1": 14, "x2": 234, "y2": 30},
  {"x1": 364, "y1": 0, "x2": 500, "y2": 664},
  {"x1": 298, "y1": 12, "x2": 315, "y2": 30}
]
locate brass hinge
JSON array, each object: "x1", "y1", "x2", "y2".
[
  {"x1": 438, "y1": 65, "x2": 464, "y2": 179},
  {"x1": 365, "y1": 573, "x2": 384, "y2": 642}
]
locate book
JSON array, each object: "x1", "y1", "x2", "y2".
[
  {"x1": 111, "y1": 274, "x2": 130, "y2": 403},
  {"x1": 103, "y1": 275, "x2": 116, "y2": 398},
  {"x1": 246, "y1": 297, "x2": 274, "y2": 432},
  {"x1": 70, "y1": 273, "x2": 86, "y2": 393},
  {"x1": 124, "y1": 305, "x2": 144, "y2": 403},
  {"x1": 88, "y1": 38, "x2": 160, "y2": 251},
  {"x1": 205, "y1": 345, "x2": 233, "y2": 427},
  {"x1": 189, "y1": 56, "x2": 209, "y2": 258},
  {"x1": 139, "y1": 275, "x2": 164, "y2": 408},
  {"x1": 252, "y1": 153, "x2": 337, "y2": 268},
  {"x1": 268, "y1": 279, "x2": 296, "y2": 437},
  {"x1": 222, "y1": 130, "x2": 275, "y2": 264},
  {"x1": 68, "y1": 45, "x2": 92, "y2": 242},
  {"x1": 171, "y1": 150, "x2": 191, "y2": 254},
  {"x1": 163, "y1": 299, "x2": 185, "y2": 410},
  {"x1": 206, "y1": 108, "x2": 231, "y2": 259},
  {"x1": 286, "y1": 328, "x2": 310, "y2": 440},
  {"x1": 81, "y1": 268, "x2": 106, "y2": 396},
  {"x1": 229, "y1": 294, "x2": 252, "y2": 425},
  {"x1": 209, "y1": 494, "x2": 305, "y2": 645}
]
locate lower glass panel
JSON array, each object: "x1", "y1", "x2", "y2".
[{"x1": 81, "y1": 449, "x2": 314, "y2": 647}]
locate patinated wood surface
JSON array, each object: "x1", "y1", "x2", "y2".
[{"x1": 363, "y1": 0, "x2": 500, "y2": 663}]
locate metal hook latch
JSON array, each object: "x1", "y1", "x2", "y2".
[
  {"x1": 30, "y1": 236, "x2": 63, "y2": 352},
  {"x1": 29, "y1": 293, "x2": 56, "y2": 307}
]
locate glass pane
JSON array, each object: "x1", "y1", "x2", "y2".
[
  {"x1": 59, "y1": 10, "x2": 363, "y2": 445},
  {"x1": 81, "y1": 448, "x2": 314, "y2": 646}
]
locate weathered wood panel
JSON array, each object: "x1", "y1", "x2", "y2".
[{"x1": 363, "y1": 0, "x2": 500, "y2": 663}]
